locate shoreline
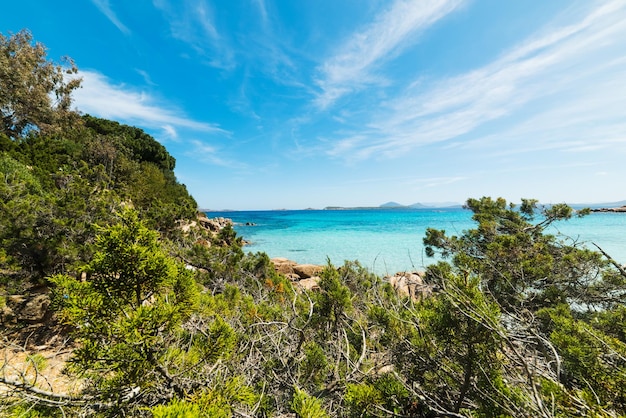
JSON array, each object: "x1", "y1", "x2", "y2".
[
  {"x1": 591, "y1": 205, "x2": 626, "y2": 213},
  {"x1": 207, "y1": 207, "x2": 626, "y2": 276},
  {"x1": 270, "y1": 257, "x2": 429, "y2": 300}
]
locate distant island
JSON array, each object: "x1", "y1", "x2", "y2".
[
  {"x1": 591, "y1": 205, "x2": 626, "y2": 213},
  {"x1": 567, "y1": 200, "x2": 626, "y2": 210},
  {"x1": 325, "y1": 200, "x2": 626, "y2": 212},
  {"x1": 324, "y1": 202, "x2": 463, "y2": 210},
  {"x1": 201, "y1": 200, "x2": 626, "y2": 212}
]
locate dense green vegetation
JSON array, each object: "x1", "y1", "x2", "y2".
[
  {"x1": 0, "y1": 31, "x2": 197, "y2": 289},
  {"x1": 2, "y1": 30, "x2": 626, "y2": 417}
]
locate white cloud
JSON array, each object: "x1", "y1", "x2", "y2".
[
  {"x1": 72, "y1": 70, "x2": 229, "y2": 134},
  {"x1": 90, "y1": 0, "x2": 130, "y2": 35},
  {"x1": 153, "y1": 0, "x2": 234, "y2": 69},
  {"x1": 315, "y1": 0, "x2": 465, "y2": 108},
  {"x1": 327, "y1": 0, "x2": 626, "y2": 161},
  {"x1": 187, "y1": 139, "x2": 247, "y2": 169},
  {"x1": 407, "y1": 176, "x2": 468, "y2": 190},
  {"x1": 161, "y1": 125, "x2": 178, "y2": 140},
  {"x1": 135, "y1": 69, "x2": 156, "y2": 86},
  {"x1": 253, "y1": 0, "x2": 269, "y2": 25}
]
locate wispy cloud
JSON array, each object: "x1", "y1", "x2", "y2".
[
  {"x1": 135, "y1": 69, "x2": 156, "y2": 86},
  {"x1": 90, "y1": 0, "x2": 130, "y2": 35},
  {"x1": 443, "y1": 63, "x2": 626, "y2": 158},
  {"x1": 406, "y1": 176, "x2": 468, "y2": 190},
  {"x1": 239, "y1": 0, "x2": 306, "y2": 91},
  {"x1": 314, "y1": 0, "x2": 465, "y2": 108},
  {"x1": 186, "y1": 139, "x2": 248, "y2": 169},
  {"x1": 327, "y1": 0, "x2": 626, "y2": 161},
  {"x1": 161, "y1": 125, "x2": 178, "y2": 140},
  {"x1": 72, "y1": 70, "x2": 229, "y2": 135},
  {"x1": 253, "y1": 0, "x2": 269, "y2": 25},
  {"x1": 228, "y1": 78, "x2": 262, "y2": 121},
  {"x1": 153, "y1": 0, "x2": 234, "y2": 69}
]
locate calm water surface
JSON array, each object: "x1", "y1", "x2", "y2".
[{"x1": 205, "y1": 209, "x2": 626, "y2": 275}]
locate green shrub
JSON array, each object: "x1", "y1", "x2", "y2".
[{"x1": 290, "y1": 388, "x2": 329, "y2": 418}]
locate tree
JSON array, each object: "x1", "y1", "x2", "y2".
[
  {"x1": 0, "y1": 153, "x2": 52, "y2": 284},
  {"x1": 393, "y1": 264, "x2": 523, "y2": 416},
  {"x1": 0, "y1": 29, "x2": 81, "y2": 138},
  {"x1": 83, "y1": 115, "x2": 175, "y2": 171},
  {"x1": 418, "y1": 197, "x2": 626, "y2": 416},
  {"x1": 423, "y1": 197, "x2": 610, "y2": 312},
  {"x1": 51, "y1": 209, "x2": 200, "y2": 413},
  {"x1": 0, "y1": 151, "x2": 121, "y2": 283}
]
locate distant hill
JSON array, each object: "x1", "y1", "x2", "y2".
[
  {"x1": 380, "y1": 201, "x2": 405, "y2": 208},
  {"x1": 542, "y1": 200, "x2": 626, "y2": 210},
  {"x1": 409, "y1": 202, "x2": 464, "y2": 208},
  {"x1": 376, "y1": 202, "x2": 463, "y2": 209},
  {"x1": 574, "y1": 200, "x2": 626, "y2": 209},
  {"x1": 416, "y1": 201, "x2": 463, "y2": 208}
]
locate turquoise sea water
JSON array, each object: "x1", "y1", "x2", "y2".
[{"x1": 205, "y1": 209, "x2": 626, "y2": 276}]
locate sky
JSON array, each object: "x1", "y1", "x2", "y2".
[{"x1": 2, "y1": 0, "x2": 626, "y2": 210}]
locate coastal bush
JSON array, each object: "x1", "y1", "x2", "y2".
[
  {"x1": 290, "y1": 388, "x2": 329, "y2": 418},
  {"x1": 82, "y1": 115, "x2": 175, "y2": 171},
  {"x1": 344, "y1": 374, "x2": 412, "y2": 417},
  {"x1": 5, "y1": 29, "x2": 626, "y2": 417},
  {"x1": 420, "y1": 197, "x2": 626, "y2": 416},
  {"x1": 1, "y1": 31, "x2": 199, "y2": 286},
  {"x1": 4, "y1": 404, "x2": 66, "y2": 418},
  {"x1": 51, "y1": 209, "x2": 200, "y2": 413},
  {"x1": 5, "y1": 190, "x2": 624, "y2": 417},
  {"x1": 393, "y1": 268, "x2": 522, "y2": 415},
  {"x1": 0, "y1": 154, "x2": 48, "y2": 283},
  {"x1": 1, "y1": 109, "x2": 196, "y2": 287},
  {"x1": 311, "y1": 265, "x2": 353, "y2": 332},
  {"x1": 537, "y1": 304, "x2": 626, "y2": 412}
]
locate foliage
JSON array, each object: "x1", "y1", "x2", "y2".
[
  {"x1": 311, "y1": 264, "x2": 353, "y2": 332},
  {"x1": 0, "y1": 151, "x2": 121, "y2": 284},
  {"x1": 4, "y1": 182, "x2": 625, "y2": 417},
  {"x1": 0, "y1": 29, "x2": 80, "y2": 138},
  {"x1": 394, "y1": 267, "x2": 518, "y2": 415},
  {"x1": 424, "y1": 197, "x2": 610, "y2": 311},
  {"x1": 82, "y1": 115, "x2": 175, "y2": 171},
  {"x1": 419, "y1": 197, "x2": 626, "y2": 416},
  {"x1": 344, "y1": 374, "x2": 411, "y2": 417},
  {"x1": 51, "y1": 209, "x2": 200, "y2": 411},
  {"x1": 538, "y1": 305, "x2": 626, "y2": 413},
  {"x1": 3, "y1": 404, "x2": 66, "y2": 418},
  {"x1": 151, "y1": 377, "x2": 257, "y2": 418},
  {"x1": 0, "y1": 30, "x2": 198, "y2": 286},
  {"x1": 3, "y1": 29, "x2": 626, "y2": 418},
  {"x1": 290, "y1": 388, "x2": 329, "y2": 418}
]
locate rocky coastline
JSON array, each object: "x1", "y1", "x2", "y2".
[
  {"x1": 270, "y1": 257, "x2": 432, "y2": 300},
  {"x1": 591, "y1": 205, "x2": 626, "y2": 213},
  {"x1": 204, "y1": 215, "x2": 434, "y2": 300}
]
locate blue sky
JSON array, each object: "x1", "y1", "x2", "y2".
[{"x1": 3, "y1": 1, "x2": 626, "y2": 210}]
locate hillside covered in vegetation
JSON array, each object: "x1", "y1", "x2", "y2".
[{"x1": 2, "y1": 30, "x2": 626, "y2": 418}]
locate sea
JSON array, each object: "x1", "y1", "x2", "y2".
[{"x1": 205, "y1": 208, "x2": 626, "y2": 276}]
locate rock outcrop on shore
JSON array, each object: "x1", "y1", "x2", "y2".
[
  {"x1": 270, "y1": 257, "x2": 433, "y2": 300},
  {"x1": 591, "y1": 205, "x2": 626, "y2": 213},
  {"x1": 179, "y1": 214, "x2": 233, "y2": 234},
  {"x1": 385, "y1": 271, "x2": 433, "y2": 301},
  {"x1": 178, "y1": 214, "x2": 240, "y2": 249},
  {"x1": 271, "y1": 258, "x2": 324, "y2": 291}
]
